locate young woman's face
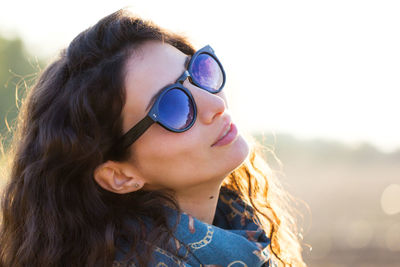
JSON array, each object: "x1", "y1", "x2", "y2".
[{"x1": 121, "y1": 40, "x2": 249, "y2": 192}]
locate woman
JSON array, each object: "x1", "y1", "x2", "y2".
[{"x1": 0, "y1": 9, "x2": 307, "y2": 267}]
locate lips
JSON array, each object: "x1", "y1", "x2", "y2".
[{"x1": 212, "y1": 117, "x2": 232, "y2": 146}]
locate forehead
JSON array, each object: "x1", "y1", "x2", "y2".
[
  {"x1": 122, "y1": 41, "x2": 189, "y2": 131},
  {"x1": 124, "y1": 41, "x2": 188, "y2": 85}
]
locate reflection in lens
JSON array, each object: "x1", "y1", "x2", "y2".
[
  {"x1": 158, "y1": 89, "x2": 194, "y2": 130},
  {"x1": 191, "y1": 53, "x2": 223, "y2": 92}
]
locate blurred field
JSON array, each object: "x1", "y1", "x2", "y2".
[{"x1": 255, "y1": 133, "x2": 400, "y2": 267}]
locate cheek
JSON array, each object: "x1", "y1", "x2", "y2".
[{"x1": 130, "y1": 124, "x2": 210, "y2": 188}]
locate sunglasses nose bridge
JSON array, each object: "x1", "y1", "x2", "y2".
[{"x1": 177, "y1": 70, "x2": 190, "y2": 84}]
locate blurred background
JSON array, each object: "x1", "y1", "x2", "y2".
[{"x1": 0, "y1": 0, "x2": 399, "y2": 266}]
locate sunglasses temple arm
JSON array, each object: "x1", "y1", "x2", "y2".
[{"x1": 120, "y1": 115, "x2": 155, "y2": 149}]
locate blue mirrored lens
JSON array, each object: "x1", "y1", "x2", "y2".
[
  {"x1": 191, "y1": 53, "x2": 223, "y2": 92},
  {"x1": 158, "y1": 89, "x2": 194, "y2": 130}
]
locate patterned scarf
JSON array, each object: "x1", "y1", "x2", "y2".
[{"x1": 114, "y1": 187, "x2": 278, "y2": 267}]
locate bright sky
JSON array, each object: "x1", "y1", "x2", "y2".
[{"x1": 1, "y1": 0, "x2": 399, "y2": 153}]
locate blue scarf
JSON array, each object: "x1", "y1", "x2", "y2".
[{"x1": 114, "y1": 188, "x2": 278, "y2": 266}]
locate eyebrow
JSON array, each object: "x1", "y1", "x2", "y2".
[{"x1": 144, "y1": 55, "x2": 191, "y2": 113}]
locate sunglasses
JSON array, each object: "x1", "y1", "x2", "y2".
[{"x1": 118, "y1": 45, "x2": 226, "y2": 150}]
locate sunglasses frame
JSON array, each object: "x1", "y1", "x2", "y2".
[{"x1": 118, "y1": 45, "x2": 226, "y2": 150}]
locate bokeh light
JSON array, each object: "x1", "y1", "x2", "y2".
[{"x1": 381, "y1": 184, "x2": 400, "y2": 215}]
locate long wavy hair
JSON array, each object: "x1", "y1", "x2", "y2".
[{"x1": 0, "y1": 9, "x2": 307, "y2": 267}]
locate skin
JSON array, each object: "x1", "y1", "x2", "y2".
[{"x1": 94, "y1": 40, "x2": 250, "y2": 224}]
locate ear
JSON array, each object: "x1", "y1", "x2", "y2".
[{"x1": 93, "y1": 160, "x2": 144, "y2": 194}]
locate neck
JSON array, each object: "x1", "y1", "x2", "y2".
[{"x1": 174, "y1": 182, "x2": 222, "y2": 225}]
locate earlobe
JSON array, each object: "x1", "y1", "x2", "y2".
[{"x1": 125, "y1": 179, "x2": 142, "y2": 190}]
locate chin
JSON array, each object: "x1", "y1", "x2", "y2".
[
  {"x1": 222, "y1": 134, "x2": 250, "y2": 175},
  {"x1": 233, "y1": 135, "x2": 250, "y2": 164}
]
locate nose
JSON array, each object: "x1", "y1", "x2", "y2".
[{"x1": 187, "y1": 82, "x2": 227, "y2": 125}]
